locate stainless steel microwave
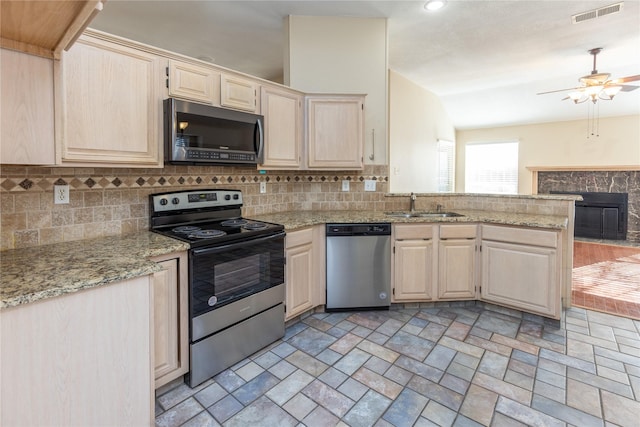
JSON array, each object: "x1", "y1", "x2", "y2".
[{"x1": 164, "y1": 98, "x2": 264, "y2": 165}]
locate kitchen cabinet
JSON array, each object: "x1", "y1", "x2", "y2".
[
  {"x1": 55, "y1": 30, "x2": 163, "y2": 167},
  {"x1": 306, "y1": 94, "x2": 365, "y2": 170},
  {"x1": 285, "y1": 225, "x2": 326, "y2": 320},
  {"x1": 438, "y1": 224, "x2": 477, "y2": 300},
  {"x1": 220, "y1": 73, "x2": 260, "y2": 112},
  {"x1": 481, "y1": 225, "x2": 561, "y2": 319},
  {"x1": 167, "y1": 59, "x2": 219, "y2": 105},
  {"x1": 1, "y1": 48, "x2": 55, "y2": 165},
  {"x1": 151, "y1": 252, "x2": 189, "y2": 389},
  {"x1": 0, "y1": 0, "x2": 103, "y2": 59},
  {"x1": 0, "y1": 275, "x2": 153, "y2": 426},
  {"x1": 392, "y1": 224, "x2": 436, "y2": 301},
  {"x1": 259, "y1": 85, "x2": 304, "y2": 169}
]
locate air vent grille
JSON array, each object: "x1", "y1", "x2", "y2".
[{"x1": 572, "y1": 2, "x2": 624, "y2": 24}]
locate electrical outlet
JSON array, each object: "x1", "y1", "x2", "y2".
[
  {"x1": 364, "y1": 180, "x2": 376, "y2": 192},
  {"x1": 54, "y1": 185, "x2": 70, "y2": 204},
  {"x1": 341, "y1": 180, "x2": 350, "y2": 192},
  {"x1": 260, "y1": 182, "x2": 267, "y2": 194}
]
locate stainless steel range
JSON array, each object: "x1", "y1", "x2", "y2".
[{"x1": 150, "y1": 189, "x2": 285, "y2": 387}]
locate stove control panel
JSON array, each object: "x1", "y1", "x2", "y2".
[{"x1": 151, "y1": 189, "x2": 243, "y2": 213}]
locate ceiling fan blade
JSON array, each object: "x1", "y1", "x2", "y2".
[
  {"x1": 620, "y1": 84, "x2": 639, "y2": 92},
  {"x1": 611, "y1": 75, "x2": 640, "y2": 84},
  {"x1": 537, "y1": 87, "x2": 581, "y2": 95}
]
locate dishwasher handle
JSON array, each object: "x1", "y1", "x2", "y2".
[{"x1": 326, "y1": 223, "x2": 391, "y2": 236}]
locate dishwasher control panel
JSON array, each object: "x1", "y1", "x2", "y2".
[{"x1": 326, "y1": 223, "x2": 391, "y2": 236}]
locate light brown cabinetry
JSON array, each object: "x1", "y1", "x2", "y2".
[
  {"x1": 481, "y1": 225, "x2": 561, "y2": 319},
  {"x1": 438, "y1": 224, "x2": 477, "y2": 300},
  {"x1": 220, "y1": 73, "x2": 259, "y2": 112},
  {"x1": 151, "y1": 252, "x2": 189, "y2": 389},
  {"x1": 285, "y1": 226, "x2": 326, "y2": 320},
  {"x1": 392, "y1": 224, "x2": 436, "y2": 301},
  {"x1": 55, "y1": 30, "x2": 163, "y2": 167},
  {"x1": 167, "y1": 59, "x2": 219, "y2": 105},
  {"x1": 0, "y1": 0, "x2": 103, "y2": 59},
  {"x1": 0, "y1": 276, "x2": 154, "y2": 426},
  {"x1": 259, "y1": 85, "x2": 304, "y2": 169},
  {"x1": 306, "y1": 94, "x2": 364, "y2": 170},
  {"x1": 1, "y1": 49, "x2": 55, "y2": 165}
]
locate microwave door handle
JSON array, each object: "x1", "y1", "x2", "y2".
[{"x1": 255, "y1": 119, "x2": 264, "y2": 163}]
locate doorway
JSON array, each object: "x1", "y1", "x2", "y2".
[{"x1": 572, "y1": 241, "x2": 640, "y2": 319}]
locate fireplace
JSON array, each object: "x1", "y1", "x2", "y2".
[{"x1": 552, "y1": 191, "x2": 628, "y2": 240}]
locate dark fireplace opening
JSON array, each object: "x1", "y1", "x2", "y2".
[{"x1": 551, "y1": 191, "x2": 628, "y2": 240}]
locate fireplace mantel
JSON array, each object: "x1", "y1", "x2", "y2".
[{"x1": 528, "y1": 166, "x2": 640, "y2": 194}]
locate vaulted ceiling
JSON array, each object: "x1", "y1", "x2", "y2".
[{"x1": 91, "y1": 0, "x2": 640, "y2": 129}]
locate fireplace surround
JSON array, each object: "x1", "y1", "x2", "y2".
[{"x1": 551, "y1": 191, "x2": 627, "y2": 240}]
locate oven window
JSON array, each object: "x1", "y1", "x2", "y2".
[{"x1": 190, "y1": 235, "x2": 285, "y2": 317}]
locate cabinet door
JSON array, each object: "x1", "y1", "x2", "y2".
[
  {"x1": 307, "y1": 95, "x2": 364, "y2": 170},
  {"x1": 439, "y1": 239, "x2": 476, "y2": 299},
  {"x1": 481, "y1": 240, "x2": 559, "y2": 318},
  {"x1": 167, "y1": 59, "x2": 219, "y2": 105},
  {"x1": 56, "y1": 33, "x2": 163, "y2": 167},
  {"x1": 393, "y1": 239, "x2": 434, "y2": 301},
  {"x1": 1, "y1": 49, "x2": 55, "y2": 164},
  {"x1": 220, "y1": 73, "x2": 259, "y2": 112},
  {"x1": 259, "y1": 85, "x2": 303, "y2": 169},
  {"x1": 152, "y1": 254, "x2": 189, "y2": 389},
  {"x1": 285, "y1": 237, "x2": 314, "y2": 319}
]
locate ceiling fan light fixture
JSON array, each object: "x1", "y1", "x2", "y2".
[
  {"x1": 569, "y1": 91, "x2": 588, "y2": 104},
  {"x1": 600, "y1": 85, "x2": 622, "y2": 100},
  {"x1": 424, "y1": 0, "x2": 447, "y2": 11}
]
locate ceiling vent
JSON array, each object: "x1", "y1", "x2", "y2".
[{"x1": 572, "y1": 2, "x2": 624, "y2": 24}]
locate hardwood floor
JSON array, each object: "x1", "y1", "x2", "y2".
[{"x1": 572, "y1": 241, "x2": 640, "y2": 319}]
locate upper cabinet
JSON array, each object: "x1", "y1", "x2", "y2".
[
  {"x1": 55, "y1": 31, "x2": 164, "y2": 167},
  {"x1": 306, "y1": 95, "x2": 364, "y2": 170},
  {"x1": 259, "y1": 85, "x2": 304, "y2": 170},
  {"x1": 1, "y1": 49, "x2": 55, "y2": 165},
  {"x1": 220, "y1": 73, "x2": 259, "y2": 113},
  {"x1": 167, "y1": 59, "x2": 219, "y2": 105},
  {"x1": 0, "y1": 1, "x2": 103, "y2": 59}
]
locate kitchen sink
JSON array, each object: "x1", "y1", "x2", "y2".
[{"x1": 384, "y1": 211, "x2": 464, "y2": 218}]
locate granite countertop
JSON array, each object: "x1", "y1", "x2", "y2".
[
  {"x1": 2, "y1": 209, "x2": 567, "y2": 310},
  {"x1": 251, "y1": 209, "x2": 569, "y2": 231},
  {"x1": 1, "y1": 232, "x2": 189, "y2": 309}
]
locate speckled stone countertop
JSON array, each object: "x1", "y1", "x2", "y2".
[
  {"x1": 1, "y1": 232, "x2": 189, "y2": 309},
  {"x1": 250, "y1": 209, "x2": 569, "y2": 231}
]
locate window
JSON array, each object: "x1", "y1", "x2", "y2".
[
  {"x1": 465, "y1": 141, "x2": 519, "y2": 194},
  {"x1": 437, "y1": 139, "x2": 455, "y2": 192}
]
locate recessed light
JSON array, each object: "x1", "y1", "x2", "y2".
[
  {"x1": 197, "y1": 55, "x2": 215, "y2": 63},
  {"x1": 424, "y1": 0, "x2": 447, "y2": 11}
]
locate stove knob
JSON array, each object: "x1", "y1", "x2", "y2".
[
  {"x1": 224, "y1": 195, "x2": 231, "y2": 201},
  {"x1": 172, "y1": 197, "x2": 180, "y2": 205},
  {"x1": 233, "y1": 194, "x2": 239, "y2": 200},
  {"x1": 159, "y1": 198, "x2": 168, "y2": 206}
]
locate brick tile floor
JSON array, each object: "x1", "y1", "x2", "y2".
[{"x1": 155, "y1": 303, "x2": 640, "y2": 426}]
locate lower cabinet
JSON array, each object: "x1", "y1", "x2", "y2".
[
  {"x1": 151, "y1": 252, "x2": 189, "y2": 389},
  {"x1": 392, "y1": 224, "x2": 436, "y2": 301},
  {"x1": 285, "y1": 225, "x2": 326, "y2": 320},
  {"x1": 438, "y1": 224, "x2": 477, "y2": 300},
  {"x1": 481, "y1": 225, "x2": 561, "y2": 319}
]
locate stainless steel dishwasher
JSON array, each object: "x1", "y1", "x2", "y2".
[{"x1": 325, "y1": 223, "x2": 391, "y2": 311}]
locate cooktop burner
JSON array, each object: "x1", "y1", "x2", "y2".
[
  {"x1": 221, "y1": 219, "x2": 248, "y2": 227},
  {"x1": 189, "y1": 229, "x2": 227, "y2": 239},
  {"x1": 242, "y1": 222, "x2": 268, "y2": 231},
  {"x1": 173, "y1": 225, "x2": 202, "y2": 234}
]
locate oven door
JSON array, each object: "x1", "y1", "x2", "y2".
[{"x1": 189, "y1": 231, "x2": 285, "y2": 329}]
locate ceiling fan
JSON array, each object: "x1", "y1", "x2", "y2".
[{"x1": 537, "y1": 48, "x2": 640, "y2": 104}]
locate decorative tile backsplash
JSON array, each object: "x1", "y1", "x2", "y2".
[{"x1": 0, "y1": 164, "x2": 390, "y2": 250}]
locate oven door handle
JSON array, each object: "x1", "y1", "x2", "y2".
[{"x1": 191, "y1": 231, "x2": 285, "y2": 255}]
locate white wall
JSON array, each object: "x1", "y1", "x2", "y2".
[
  {"x1": 284, "y1": 15, "x2": 388, "y2": 164},
  {"x1": 456, "y1": 115, "x2": 640, "y2": 194},
  {"x1": 389, "y1": 71, "x2": 455, "y2": 193}
]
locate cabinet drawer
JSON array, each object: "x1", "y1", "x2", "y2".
[
  {"x1": 394, "y1": 224, "x2": 434, "y2": 240},
  {"x1": 482, "y1": 225, "x2": 557, "y2": 248},
  {"x1": 286, "y1": 227, "x2": 313, "y2": 248},
  {"x1": 440, "y1": 224, "x2": 477, "y2": 240}
]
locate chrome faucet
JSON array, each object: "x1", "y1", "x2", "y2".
[{"x1": 409, "y1": 192, "x2": 417, "y2": 213}]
